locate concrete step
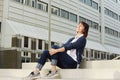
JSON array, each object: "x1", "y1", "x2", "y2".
[
  {"x1": 0, "y1": 69, "x2": 120, "y2": 80},
  {"x1": 22, "y1": 62, "x2": 60, "y2": 69},
  {"x1": 22, "y1": 60, "x2": 120, "y2": 69}
]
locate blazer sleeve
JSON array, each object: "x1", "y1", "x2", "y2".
[
  {"x1": 64, "y1": 36, "x2": 86, "y2": 50},
  {"x1": 62, "y1": 37, "x2": 74, "y2": 47}
]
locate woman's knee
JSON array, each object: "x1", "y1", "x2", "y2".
[
  {"x1": 51, "y1": 45, "x2": 60, "y2": 49},
  {"x1": 42, "y1": 50, "x2": 49, "y2": 56}
]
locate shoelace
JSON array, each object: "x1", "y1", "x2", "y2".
[
  {"x1": 46, "y1": 70, "x2": 52, "y2": 76},
  {"x1": 29, "y1": 71, "x2": 40, "y2": 77}
]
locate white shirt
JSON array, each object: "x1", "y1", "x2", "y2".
[{"x1": 67, "y1": 34, "x2": 84, "y2": 62}]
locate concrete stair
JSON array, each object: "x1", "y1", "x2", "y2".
[
  {"x1": 1, "y1": 60, "x2": 120, "y2": 80},
  {"x1": 0, "y1": 69, "x2": 120, "y2": 80}
]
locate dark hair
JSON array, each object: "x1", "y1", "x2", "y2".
[{"x1": 80, "y1": 21, "x2": 89, "y2": 38}]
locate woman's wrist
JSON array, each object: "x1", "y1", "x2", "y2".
[{"x1": 55, "y1": 49, "x2": 58, "y2": 53}]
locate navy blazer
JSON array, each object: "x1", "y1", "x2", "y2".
[{"x1": 63, "y1": 36, "x2": 86, "y2": 65}]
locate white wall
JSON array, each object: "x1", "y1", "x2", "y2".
[
  {"x1": 8, "y1": 0, "x2": 101, "y2": 43},
  {"x1": 1, "y1": 0, "x2": 120, "y2": 51},
  {"x1": 104, "y1": 0, "x2": 120, "y2": 47},
  {"x1": 0, "y1": 0, "x2": 3, "y2": 21}
]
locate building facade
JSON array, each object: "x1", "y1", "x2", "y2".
[{"x1": 0, "y1": 0, "x2": 120, "y2": 63}]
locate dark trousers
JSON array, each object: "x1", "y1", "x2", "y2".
[{"x1": 38, "y1": 45, "x2": 77, "y2": 69}]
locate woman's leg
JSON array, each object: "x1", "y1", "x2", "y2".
[
  {"x1": 57, "y1": 53, "x2": 77, "y2": 69},
  {"x1": 33, "y1": 50, "x2": 51, "y2": 74},
  {"x1": 49, "y1": 45, "x2": 60, "y2": 73},
  {"x1": 49, "y1": 45, "x2": 77, "y2": 70},
  {"x1": 33, "y1": 45, "x2": 60, "y2": 74}
]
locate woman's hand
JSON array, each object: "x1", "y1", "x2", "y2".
[{"x1": 49, "y1": 49, "x2": 57, "y2": 55}]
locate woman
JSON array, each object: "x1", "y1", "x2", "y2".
[{"x1": 27, "y1": 21, "x2": 89, "y2": 79}]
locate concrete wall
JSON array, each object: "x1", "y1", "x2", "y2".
[
  {"x1": 0, "y1": 50, "x2": 22, "y2": 69},
  {"x1": 81, "y1": 60, "x2": 120, "y2": 69}
]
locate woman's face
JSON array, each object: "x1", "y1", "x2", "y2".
[{"x1": 76, "y1": 23, "x2": 85, "y2": 33}]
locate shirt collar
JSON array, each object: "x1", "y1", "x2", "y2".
[{"x1": 75, "y1": 34, "x2": 84, "y2": 39}]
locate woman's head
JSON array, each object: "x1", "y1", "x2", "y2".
[{"x1": 76, "y1": 21, "x2": 89, "y2": 38}]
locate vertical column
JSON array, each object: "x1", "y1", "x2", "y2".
[
  {"x1": 99, "y1": 0, "x2": 105, "y2": 45},
  {"x1": 42, "y1": 40, "x2": 45, "y2": 50},
  {"x1": 99, "y1": 52, "x2": 102, "y2": 60},
  {"x1": 21, "y1": 36, "x2": 24, "y2": 48},
  {"x1": 36, "y1": 39, "x2": 38, "y2": 50},
  {"x1": 28, "y1": 38, "x2": 31, "y2": 49},
  {"x1": 105, "y1": 53, "x2": 108, "y2": 60},
  {"x1": 87, "y1": 48, "x2": 91, "y2": 61},
  {"x1": 84, "y1": 49, "x2": 86, "y2": 59},
  {"x1": 93, "y1": 50, "x2": 95, "y2": 60}
]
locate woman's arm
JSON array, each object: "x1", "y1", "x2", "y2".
[{"x1": 49, "y1": 47, "x2": 65, "y2": 55}]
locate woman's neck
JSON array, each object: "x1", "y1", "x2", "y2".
[
  {"x1": 75, "y1": 33, "x2": 83, "y2": 38},
  {"x1": 76, "y1": 32, "x2": 82, "y2": 36}
]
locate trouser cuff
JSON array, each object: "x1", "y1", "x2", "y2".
[
  {"x1": 51, "y1": 59, "x2": 57, "y2": 66},
  {"x1": 36, "y1": 63, "x2": 43, "y2": 70}
]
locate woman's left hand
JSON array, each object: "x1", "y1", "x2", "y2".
[{"x1": 49, "y1": 49, "x2": 57, "y2": 55}]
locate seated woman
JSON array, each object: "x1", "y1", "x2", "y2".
[{"x1": 27, "y1": 21, "x2": 89, "y2": 79}]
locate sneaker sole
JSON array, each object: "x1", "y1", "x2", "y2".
[{"x1": 43, "y1": 74, "x2": 59, "y2": 79}]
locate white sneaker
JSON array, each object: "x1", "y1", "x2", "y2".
[
  {"x1": 45, "y1": 70, "x2": 59, "y2": 79},
  {"x1": 24, "y1": 71, "x2": 40, "y2": 80}
]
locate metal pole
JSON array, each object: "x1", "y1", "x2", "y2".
[{"x1": 48, "y1": 0, "x2": 52, "y2": 50}]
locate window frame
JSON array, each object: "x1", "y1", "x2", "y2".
[
  {"x1": 69, "y1": 12, "x2": 77, "y2": 22},
  {"x1": 61, "y1": 9, "x2": 69, "y2": 19},
  {"x1": 51, "y1": 6, "x2": 60, "y2": 16},
  {"x1": 37, "y1": 0, "x2": 48, "y2": 12},
  {"x1": 84, "y1": 0, "x2": 92, "y2": 6},
  {"x1": 0, "y1": 22, "x2": 1, "y2": 33},
  {"x1": 79, "y1": 16, "x2": 86, "y2": 23},
  {"x1": 92, "y1": 1, "x2": 98, "y2": 10},
  {"x1": 24, "y1": 36, "x2": 29, "y2": 48}
]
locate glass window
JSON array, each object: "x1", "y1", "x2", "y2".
[
  {"x1": 0, "y1": 22, "x2": 1, "y2": 32},
  {"x1": 15, "y1": 0, "x2": 24, "y2": 3},
  {"x1": 114, "y1": 31, "x2": 118, "y2": 37},
  {"x1": 105, "y1": 27, "x2": 109, "y2": 34},
  {"x1": 119, "y1": 16, "x2": 120, "y2": 21},
  {"x1": 79, "y1": 16, "x2": 86, "y2": 23},
  {"x1": 84, "y1": 0, "x2": 92, "y2": 6},
  {"x1": 15, "y1": 0, "x2": 20, "y2": 2},
  {"x1": 51, "y1": 6, "x2": 60, "y2": 16},
  {"x1": 12, "y1": 37, "x2": 21, "y2": 48},
  {"x1": 38, "y1": 39, "x2": 42, "y2": 49},
  {"x1": 105, "y1": 8, "x2": 109, "y2": 15},
  {"x1": 69, "y1": 13, "x2": 77, "y2": 22},
  {"x1": 109, "y1": 10, "x2": 113, "y2": 17},
  {"x1": 37, "y1": 1, "x2": 48, "y2": 12},
  {"x1": 119, "y1": 32, "x2": 120, "y2": 38},
  {"x1": 24, "y1": 0, "x2": 29, "y2": 5},
  {"x1": 113, "y1": 13, "x2": 118, "y2": 20},
  {"x1": 23, "y1": 52, "x2": 29, "y2": 56},
  {"x1": 61, "y1": 9, "x2": 69, "y2": 19},
  {"x1": 112, "y1": 0, "x2": 118, "y2": 3},
  {"x1": 99, "y1": 6, "x2": 101, "y2": 13},
  {"x1": 31, "y1": 39, "x2": 36, "y2": 50},
  {"x1": 110, "y1": 29, "x2": 114, "y2": 35},
  {"x1": 92, "y1": 22, "x2": 98, "y2": 30},
  {"x1": 86, "y1": 19, "x2": 92, "y2": 27},
  {"x1": 24, "y1": 36, "x2": 28, "y2": 47},
  {"x1": 92, "y1": 1, "x2": 98, "y2": 10},
  {"x1": 31, "y1": 0, "x2": 35, "y2": 7},
  {"x1": 79, "y1": 0, "x2": 84, "y2": 3}
]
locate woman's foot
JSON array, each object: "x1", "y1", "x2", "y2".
[
  {"x1": 25, "y1": 71, "x2": 40, "y2": 79},
  {"x1": 45, "y1": 70, "x2": 59, "y2": 78}
]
